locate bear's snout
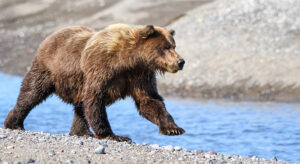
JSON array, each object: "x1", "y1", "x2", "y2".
[{"x1": 177, "y1": 59, "x2": 185, "y2": 70}]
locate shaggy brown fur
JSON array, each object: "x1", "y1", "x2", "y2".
[{"x1": 4, "y1": 24, "x2": 185, "y2": 142}]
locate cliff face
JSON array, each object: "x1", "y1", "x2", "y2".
[{"x1": 159, "y1": 0, "x2": 300, "y2": 102}]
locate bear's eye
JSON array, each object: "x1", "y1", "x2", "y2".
[{"x1": 163, "y1": 45, "x2": 171, "y2": 50}]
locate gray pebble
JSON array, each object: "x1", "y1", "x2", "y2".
[
  {"x1": 196, "y1": 150, "x2": 203, "y2": 154},
  {"x1": 38, "y1": 139, "x2": 46, "y2": 142},
  {"x1": 17, "y1": 136, "x2": 23, "y2": 141},
  {"x1": 272, "y1": 156, "x2": 278, "y2": 161},
  {"x1": 251, "y1": 156, "x2": 257, "y2": 161},
  {"x1": 71, "y1": 150, "x2": 76, "y2": 154},
  {"x1": 150, "y1": 150, "x2": 158, "y2": 155},
  {"x1": 0, "y1": 135, "x2": 7, "y2": 139},
  {"x1": 48, "y1": 150, "x2": 55, "y2": 156},
  {"x1": 27, "y1": 158, "x2": 35, "y2": 163},
  {"x1": 209, "y1": 159, "x2": 217, "y2": 164},
  {"x1": 174, "y1": 146, "x2": 182, "y2": 151},
  {"x1": 94, "y1": 145, "x2": 105, "y2": 154},
  {"x1": 208, "y1": 151, "x2": 217, "y2": 155},
  {"x1": 205, "y1": 154, "x2": 212, "y2": 159}
]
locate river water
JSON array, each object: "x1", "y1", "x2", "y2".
[{"x1": 0, "y1": 73, "x2": 299, "y2": 162}]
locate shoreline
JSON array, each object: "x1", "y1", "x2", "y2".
[{"x1": 0, "y1": 128, "x2": 292, "y2": 163}]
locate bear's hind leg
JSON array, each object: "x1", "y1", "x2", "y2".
[
  {"x1": 4, "y1": 61, "x2": 54, "y2": 130},
  {"x1": 70, "y1": 106, "x2": 94, "y2": 137}
]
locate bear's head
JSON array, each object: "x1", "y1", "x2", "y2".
[{"x1": 139, "y1": 25, "x2": 185, "y2": 73}]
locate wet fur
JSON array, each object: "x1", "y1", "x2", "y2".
[{"x1": 4, "y1": 24, "x2": 185, "y2": 141}]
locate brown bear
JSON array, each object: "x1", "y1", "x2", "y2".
[{"x1": 4, "y1": 24, "x2": 185, "y2": 142}]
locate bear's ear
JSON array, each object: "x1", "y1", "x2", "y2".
[
  {"x1": 141, "y1": 25, "x2": 155, "y2": 39},
  {"x1": 169, "y1": 29, "x2": 175, "y2": 36}
]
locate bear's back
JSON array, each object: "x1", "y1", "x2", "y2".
[{"x1": 36, "y1": 26, "x2": 95, "y2": 74}]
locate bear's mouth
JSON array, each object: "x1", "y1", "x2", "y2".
[{"x1": 166, "y1": 64, "x2": 181, "y2": 73}]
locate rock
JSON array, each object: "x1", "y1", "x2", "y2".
[
  {"x1": 71, "y1": 150, "x2": 76, "y2": 154},
  {"x1": 16, "y1": 136, "x2": 23, "y2": 140},
  {"x1": 78, "y1": 141, "x2": 84, "y2": 145},
  {"x1": 209, "y1": 159, "x2": 217, "y2": 164},
  {"x1": 208, "y1": 151, "x2": 217, "y2": 155},
  {"x1": 251, "y1": 156, "x2": 257, "y2": 161},
  {"x1": 150, "y1": 150, "x2": 158, "y2": 155},
  {"x1": 7, "y1": 146, "x2": 14, "y2": 149},
  {"x1": 0, "y1": 135, "x2": 7, "y2": 139},
  {"x1": 48, "y1": 150, "x2": 55, "y2": 156},
  {"x1": 56, "y1": 149, "x2": 64, "y2": 153},
  {"x1": 27, "y1": 158, "x2": 35, "y2": 163},
  {"x1": 48, "y1": 153, "x2": 55, "y2": 157},
  {"x1": 196, "y1": 150, "x2": 203, "y2": 155},
  {"x1": 163, "y1": 145, "x2": 174, "y2": 151},
  {"x1": 272, "y1": 156, "x2": 278, "y2": 161},
  {"x1": 94, "y1": 145, "x2": 105, "y2": 154},
  {"x1": 38, "y1": 139, "x2": 46, "y2": 142},
  {"x1": 205, "y1": 154, "x2": 212, "y2": 159},
  {"x1": 174, "y1": 146, "x2": 182, "y2": 151},
  {"x1": 150, "y1": 144, "x2": 160, "y2": 149}
]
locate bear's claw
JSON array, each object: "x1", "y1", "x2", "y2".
[
  {"x1": 159, "y1": 127, "x2": 185, "y2": 136},
  {"x1": 107, "y1": 135, "x2": 132, "y2": 142},
  {"x1": 4, "y1": 122, "x2": 25, "y2": 130},
  {"x1": 5, "y1": 126, "x2": 25, "y2": 130},
  {"x1": 96, "y1": 135, "x2": 132, "y2": 142}
]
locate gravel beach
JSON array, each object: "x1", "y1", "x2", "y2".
[{"x1": 0, "y1": 128, "x2": 293, "y2": 164}]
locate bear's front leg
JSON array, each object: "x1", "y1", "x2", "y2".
[
  {"x1": 83, "y1": 90, "x2": 131, "y2": 142},
  {"x1": 133, "y1": 90, "x2": 185, "y2": 136}
]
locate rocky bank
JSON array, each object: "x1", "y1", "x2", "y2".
[{"x1": 160, "y1": 0, "x2": 300, "y2": 102}]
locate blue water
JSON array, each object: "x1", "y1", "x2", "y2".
[{"x1": 0, "y1": 72, "x2": 300, "y2": 162}]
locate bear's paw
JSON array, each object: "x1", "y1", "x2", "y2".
[{"x1": 159, "y1": 127, "x2": 185, "y2": 136}]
